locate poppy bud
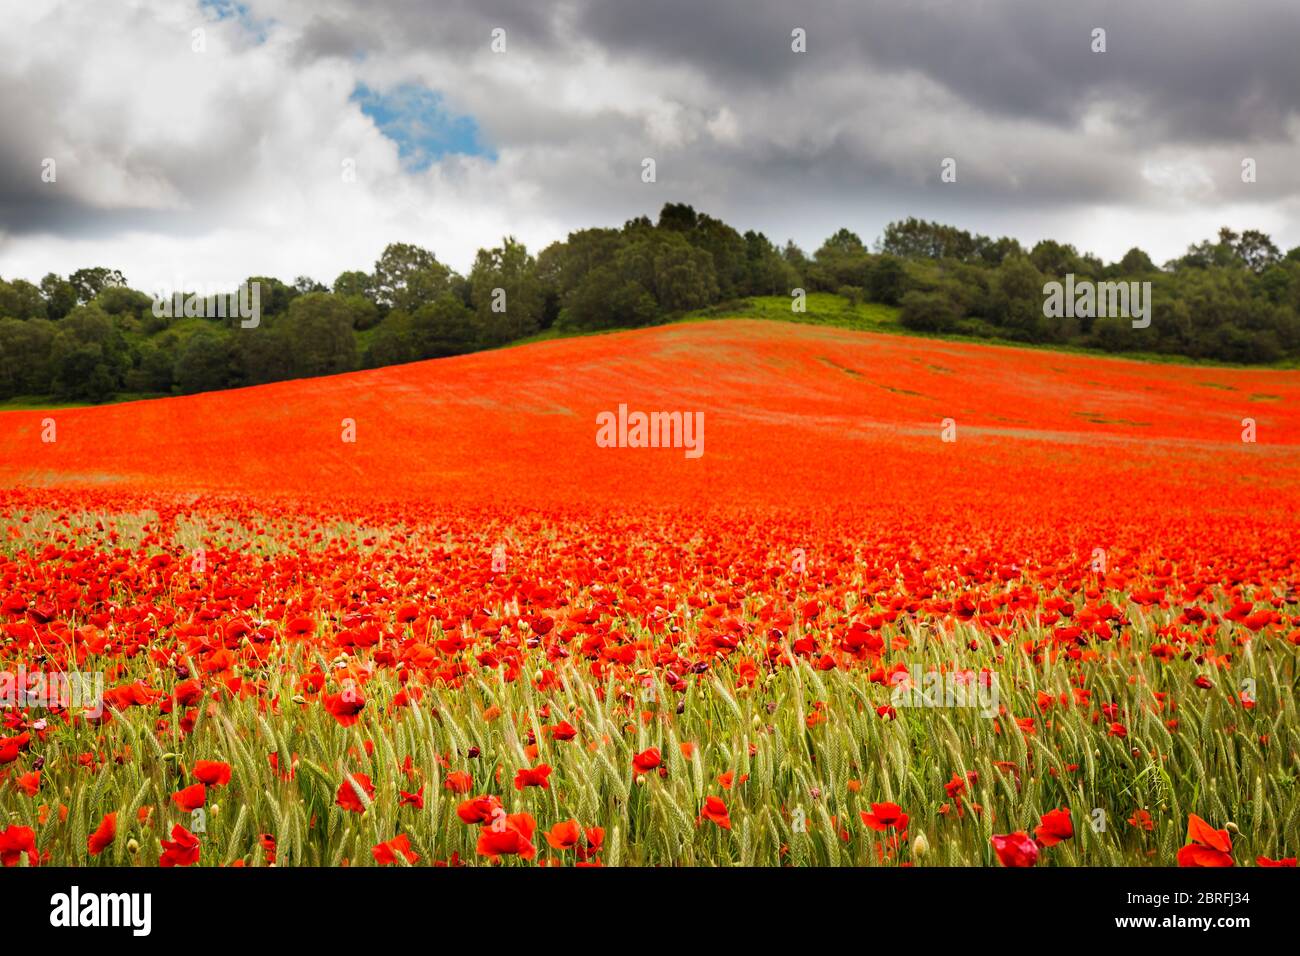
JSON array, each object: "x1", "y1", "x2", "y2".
[
  {"x1": 912, "y1": 831, "x2": 930, "y2": 859},
  {"x1": 1225, "y1": 821, "x2": 1239, "y2": 834},
  {"x1": 127, "y1": 839, "x2": 140, "y2": 855}
]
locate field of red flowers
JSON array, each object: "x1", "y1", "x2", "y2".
[{"x1": 0, "y1": 319, "x2": 1297, "y2": 866}]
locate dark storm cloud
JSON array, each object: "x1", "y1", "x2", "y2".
[
  {"x1": 292, "y1": 15, "x2": 380, "y2": 62},
  {"x1": 1, "y1": 0, "x2": 1298, "y2": 277},
  {"x1": 570, "y1": 0, "x2": 1300, "y2": 142}
]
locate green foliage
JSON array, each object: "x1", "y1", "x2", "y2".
[
  {"x1": 469, "y1": 238, "x2": 543, "y2": 347},
  {"x1": 173, "y1": 329, "x2": 237, "y2": 395},
  {"x1": 372, "y1": 243, "x2": 451, "y2": 313},
  {"x1": 284, "y1": 293, "x2": 359, "y2": 376},
  {"x1": 411, "y1": 295, "x2": 478, "y2": 358},
  {"x1": 899, "y1": 290, "x2": 961, "y2": 333},
  {"x1": 0, "y1": 278, "x2": 47, "y2": 320},
  {"x1": 4, "y1": 211, "x2": 1297, "y2": 406}
]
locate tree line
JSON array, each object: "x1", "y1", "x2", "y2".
[{"x1": 3, "y1": 205, "x2": 1298, "y2": 403}]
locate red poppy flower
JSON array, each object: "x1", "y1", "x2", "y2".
[
  {"x1": 159, "y1": 824, "x2": 201, "y2": 867},
  {"x1": 324, "y1": 690, "x2": 366, "y2": 727},
  {"x1": 1128, "y1": 809, "x2": 1155, "y2": 831},
  {"x1": 1256, "y1": 855, "x2": 1296, "y2": 867},
  {"x1": 0, "y1": 824, "x2": 37, "y2": 867},
  {"x1": 88, "y1": 812, "x2": 117, "y2": 856},
  {"x1": 992, "y1": 832, "x2": 1039, "y2": 867},
  {"x1": 171, "y1": 782, "x2": 207, "y2": 812},
  {"x1": 286, "y1": 616, "x2": 315, "y2": 635},
  {"x1": 513, "y1": 764, "x2": 552, "y2": 790},
  {"x1": 544, "y1": 819, "x2": 581, "y2": 851},
  {"x1": 1034, "y1": 807, "x2": 1073, "y2": 847},
  {"x1": 701, "y1": 795, "x2": 732, "y2": 830},
  {"x1": 444, "y1": 771, "x2": 473, "y2": 793},
  {"x1": 372, "y1": 833, "x2": 420, "y2": 865},
  {"x1": 547, "y1": 720, "x2": 578, "y2": 741},
  {"x1": 943, "y1": 773, "x2": 967, "y2": 799},
  {"x1": 15, "y1": 770, "x2": 39, "y2": 796},
  {"x1": 399, "y1": 786, "x2": 425, "y2": 809},
  {"x1": 335, "y1": 772, "x2": 376, "y2": 813},
  {"x1": 172, "y1": 680, "x2": 203, "y2": 706},
  {"x1": 456, "y1": 795, "x2": 502, "y2": 824},
  {"x1": 476, "y1": 812, "x2": 537, "y2": 861},
  {"x1": 717, "y1": 770, "x2": 748, "y2": 790},
  {"x1": 861, "y1": 802, "x2": 909, "y2": 833},
  {"x1": 1177, "y1": 814, "x2": 1233, "y2": 867},
  {"x1": 632, "y1": 747, "x2": 661, "y2": 776},
  {"x1": 193, "y1": 760, "x2": 232, "y2": 786}
]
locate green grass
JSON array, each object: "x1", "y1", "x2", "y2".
[
  {"x1": 0, "y1": 391, "x2": 169, "y2": 411},
  {"x1": 683, "y1": 293, "x2": 905, "y2": 334}
]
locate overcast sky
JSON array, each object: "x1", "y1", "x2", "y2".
[{"x1": 2, "y1": 0, "x2": 1298, "y2": 292}]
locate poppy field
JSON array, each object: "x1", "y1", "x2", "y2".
[{"x1": 1, "y1": 319, "x2": 1298, "y2": 867}]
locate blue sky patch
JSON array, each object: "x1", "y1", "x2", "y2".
[
  {"x1": 351, "y1": 83, "x2": 494, "y2": 171},
  {"x1": 199, "y1": 0, "x2": 271, "y2": 42}
]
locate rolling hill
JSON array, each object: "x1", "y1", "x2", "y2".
[{"x1": 0, "y1": 319, "x2": 1296, "y2": 519}]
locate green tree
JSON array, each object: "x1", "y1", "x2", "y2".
[
  {"x1": 743, "y1": 231, "x2": 800, "y2": 296},
  {"x1": 613, "y1": 231, "x2": 718, "y2": 313},
  {"x1": 54, "y1": 344, "x2": 117, "y2": 402},
  {"x1": 372, "y1": 243, "x2": 452, "y2": 313},
  {"x1": 0, "y1": 318, "x2": 57, "y2": 397},
  {"x1": 0, "y1": 278, "x2": 47, "y2": 319},
  {"x1": 173, "y1": 329, "x2": 237, "y2": 394},
  {"x1": 470, "y1": 238, "x2": 543, "y2": 346},
  {"x1": 283, "y1": 293, "x2": 359, "y2": 376},
  {"x1": 411, "y1": 294, "x2": 478, "y2": 358},
  {"x1": 1236, "y1": 230, "x2": 1281, "y2": 274},
  {"x1": 1117, "y1": 247, "x2": 1156, "y2": 275},
  {"x1": 40, "y1": 274, "x2": 77, "y2": 319},
  {"x1": 363, "y1": 310, "x2": 416, "y2": 368},
  {"x1": 810, "y1": 228, "x2": 869, "y2": 290},
  {"x1": 69, "y1": 267, "x2": 126, "y2": 303},
  {"x1": 899, "y1": 290, "x2": 961, "y2": 332},
  {"x1": 332, "y1": 270, "x2": 372, "y2": 299},
  {"x1": 867, "y1": 255, "x2": 907, "y2": 305}
]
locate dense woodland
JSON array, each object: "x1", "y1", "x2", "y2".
[{"x1": 3, "y1": 204, "x2": 1299, "y2": 403}]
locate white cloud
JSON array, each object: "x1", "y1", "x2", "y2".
[{"x1": 2, "y1": 0, "x2": 1299, "y2": 292}]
